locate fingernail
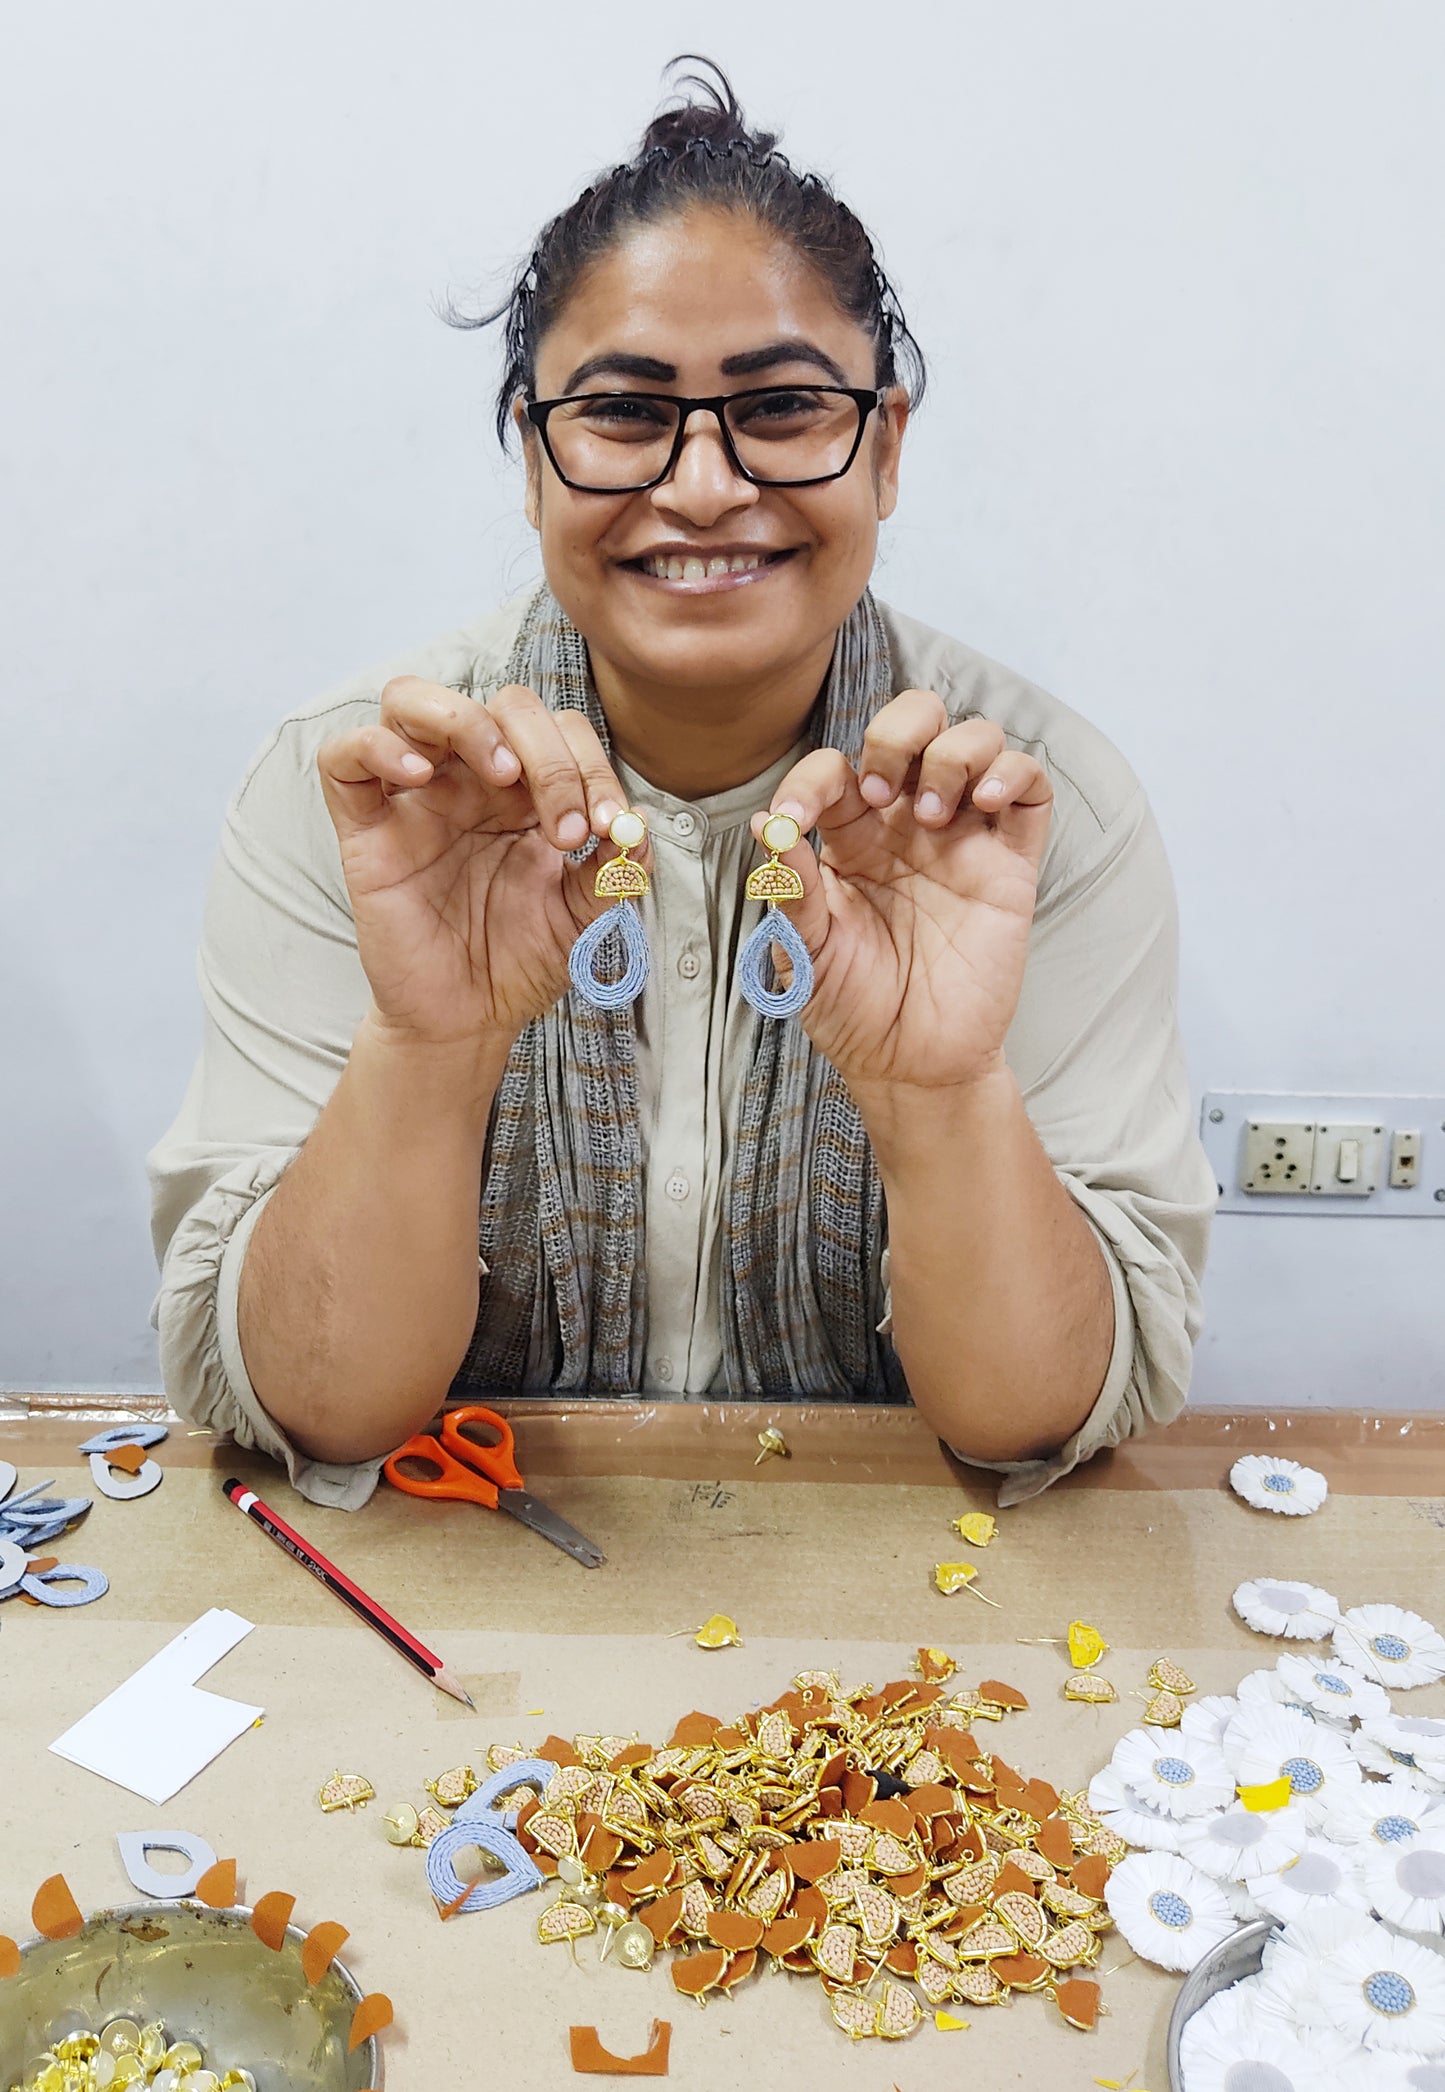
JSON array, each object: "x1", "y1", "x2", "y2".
[
  {"x1": 916, "y1": 790, "x2": 945, "y2": 819},
  {"x1": 492, "y1": 747, "x2": 520, "y2": 779},
  {"x1": 400, "y1": 754, "x2": 431, "y2": 776},
  {"x1": 775, "y1": 800, "x2": 806, "y2": 824},
  {"x1": 859, "y1": 772, "x2": 892, "y2": 805},
  {"x1": 557, "y1": 813, "x2": 589, "y2": 847},
  {"x1": 976, "y1": 777, "x2": 1005, "y2": 800},
  {"x1": 594, "y1": 799, "x2": 622, "y2": 830}
]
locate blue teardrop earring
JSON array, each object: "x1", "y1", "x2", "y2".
[
  {"x1": 738, "y1": 811, "x2": 814, "y2": 1020},
  {"x1": 568, "y1": 808, "x2": 651, "y2": 1010}
]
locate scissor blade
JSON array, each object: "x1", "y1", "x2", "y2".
[{"x1": 495, "y1": 1488, "x2": 605, "y2": 1568}]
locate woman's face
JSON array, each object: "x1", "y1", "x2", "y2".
[{"x1": 521, "y1": 207, "x2": 908, "y2": 700}]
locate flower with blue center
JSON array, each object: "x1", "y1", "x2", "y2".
[
  {"x1": 1335, "y1": 1605, "x2": 1445, "y2": 1692},
  {"x1": 1103, "y1": 1849, "x2": 1235, "y2": 1972},
  {"x1": 1275, "y1": 1651, "x2": 1391, "y2": 1726},
  {"x1": 1319, "y1": 1918, "x2": 1445, "y2": 2053},
  {"x1": 1223, "y1": 1704, "x2": 1363, "y2": 1828},
  {"x1": 1111, "y1": 1724, "x2": 1235, "y2": 1821},
  {"x1": 1230, "y1": 1453, "x2": 1329, "y2": 1517},
  {"x1": 1326, "y1": 1776, "x2": 1445, "y2": 1850}
]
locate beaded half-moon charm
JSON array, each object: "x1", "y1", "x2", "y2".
[
  {"x1": 738, "y1": 811, "x2": 813, "y2": 1019},
  {"x1": 568, "y1": 808, "x2": 651, "y2": 1011}
]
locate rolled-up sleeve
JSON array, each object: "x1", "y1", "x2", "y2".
[
  {"x1": 146, "y1": 704, "x2": 387, "y2": 1509},
  {"x1": 952, "y1": 782, "x2": 1216, "y2": 1505}
]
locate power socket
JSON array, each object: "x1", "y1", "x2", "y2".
[{"x1": 1240, "y1": 1120, "x2": 1315, "y2": 1194}]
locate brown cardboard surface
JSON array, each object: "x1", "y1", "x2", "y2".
[{"x1": 2, "y1": 1455, "x2": 1442, "y2": 2089}]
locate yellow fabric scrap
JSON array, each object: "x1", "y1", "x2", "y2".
[{"x1": 1239, "y1": 1775, "x2": 1293, "y2": 1812}]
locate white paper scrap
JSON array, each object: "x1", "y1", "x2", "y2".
[{"x1": 50, "y1": 1608, "x2": 263, "y2": 1805}]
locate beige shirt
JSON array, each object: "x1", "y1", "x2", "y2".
[{"x1": 147, "y1": 591, "x2": 1217, "y2": 1511}]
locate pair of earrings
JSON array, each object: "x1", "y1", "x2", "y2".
[{"x1": 567, "y1": 809, "x2": 814, "y2": 1020}]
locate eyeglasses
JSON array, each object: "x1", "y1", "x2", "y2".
[{"x1": 523, "y1": 385, "x2": 883, "y2": 493}]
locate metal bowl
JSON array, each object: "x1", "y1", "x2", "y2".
[
  {"x1": 1166, "y1": 1918, "x2": 1276, "y2": 2091},
  {"x1": 0, "y1": 1903, "x2": 382, "y2": 2089}
]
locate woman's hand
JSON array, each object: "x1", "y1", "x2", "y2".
[
  {"x1": 317, "y1": 678, "x2": 643, "y2": 1050},
  {"x1": 756, "y1": 690, "x2": 1052, "y2": 1093}
]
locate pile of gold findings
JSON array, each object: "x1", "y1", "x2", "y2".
[
  {"x1": 482, "y1": 1669, "x2": 1124, "y2": 2044},
  {"x1": 11, "y1": 2018, "x2": 256, "y2": 2089}
]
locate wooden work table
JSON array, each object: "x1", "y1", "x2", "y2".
[{"x1": 2, "y1": 1401, "x2": 1441, "y2": 2089}]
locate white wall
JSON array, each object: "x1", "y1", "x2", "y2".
[{"x1": 3, "y1": 2, "x2": 1441, "y2": 1402}]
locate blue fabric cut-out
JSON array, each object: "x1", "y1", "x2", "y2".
[
  {"x1": 79, "y1": 1424, "x2": 170, "y2": 1455},
  {"x1": 568, "y1": 901, "x2": 649, "y2": 1010},
  {"x1": 19, "y1": 1562, "x2": 109, "y2": 1606},
  {"x1": 737, "y1": 906, "x2": 814, "y2": 1020},
  {"x1": 425, "y1": 1818, "x2": 543, "y2": 1914},
  {"x1": 458, "y1": 1757, "x2": 558, "y2": 1830}
]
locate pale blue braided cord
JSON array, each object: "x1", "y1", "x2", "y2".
[
  {"x1": 738, "y1": 907, "x2": 814, "y2": 1020},
  {"x1": 18, "y1": 1563, "x2": 109, "y2": 1606},
  {"x1": 425, "y1": 1819, "x2": 542, "y2": 1913},
  {"x1": 568, "y1": 900, "x2": 650, "y2": 1010}
]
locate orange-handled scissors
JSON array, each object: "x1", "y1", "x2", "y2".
[{"x1": 383, "y1": 1405, "x2": 604, "y2": 1569}]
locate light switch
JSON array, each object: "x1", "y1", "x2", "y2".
[{"x1": 1309, "y1": 1122, "x2": 1381, "y2": 1197}]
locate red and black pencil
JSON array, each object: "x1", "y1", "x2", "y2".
[{"x1": 222, "y1": 1477, "x2": 474, "y2": 1707}]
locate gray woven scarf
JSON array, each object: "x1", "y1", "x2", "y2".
[{"x1": 452, "y1": 582, "x2": 898, "y2": 1401}]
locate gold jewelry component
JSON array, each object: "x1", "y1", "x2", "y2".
[
  {"x1": 692, "y1": 1614, "x2": 742, "y2": 1650},
  {"x1": 594, "y1": 809, "x2": 650, "y2": 898},
  {"x1": 1063, "y1": 1673, "x2": 1118, "y2": 1705},
  {"x1": 424, "y1": 1764, "x2": 478, "y2": 1809},
  {"x1": 382, "y1": 1803, "x2": 421, "y2": 1846},
  {"x1": 950, "y1": 1512, "x2": 997, "y2": 1548},
  {"x1": 318, "y1": 1770, "x2": 375, "y2": 1813},
  {"x1": 753, "y1": 1426, "x2": 789, "y2": 1464},
  {"x1": 932, "y1": 1562, "x2": 1001, "y2": 1607},
  {"x1": 1147, "y1": 1657, "x2": 1196, "y2": 1695},
  {"x1": 745, "y1": 812, "x2": 804, "y2": 902}
]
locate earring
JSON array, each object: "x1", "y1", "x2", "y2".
[
  {"x1": 738, "y1": 811, "x2": 814, "y2": 1020},
  {"x1": 568, "y1": 808, "x2": 651, "y2": 1010}
]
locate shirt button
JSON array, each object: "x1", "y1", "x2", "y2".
[
  {"x1": 671, "y1": 810, "x2": 698, "y2": 838},
  {"x1": 677, "y1": 951, "x2": 701, "y2": 980},
  {"x1": 665, "y1": 1172, "x2": 691, "y2": 1202},
  {"x1": 654, "y1": 1356, "x2": 674, "y2": 1383}
]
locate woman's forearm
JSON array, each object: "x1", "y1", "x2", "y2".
[
  {"x1": 854, "y1": 1063, "x2": 1114, "y2": 1462},
  {"x1": 237, "y1": 1011, "x2": 511, "y2": 1464}
]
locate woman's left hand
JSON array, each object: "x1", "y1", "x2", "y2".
[{"x1": 758, "y1": 690, "x2": 1053, "y2": 1093}]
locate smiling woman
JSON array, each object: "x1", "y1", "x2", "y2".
[{"x1": 146, "y1": 58, "x2": 1217, "y2": 1511}]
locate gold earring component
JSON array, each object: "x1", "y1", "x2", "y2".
[
  {"x1": 745, "y1": 812, "x2": 804, "y2": 902},
  {"x1": 569, "y1": 809, "x2": 651, "y2": 1010}
]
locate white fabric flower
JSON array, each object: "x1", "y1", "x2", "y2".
[
  {"x1": 1254, "y1": 1907, "x2": 1382, "y2": 2036},
  {"x1": 1318, "y1": 1916, "x2": 1445, "y2": 2054},
  {"x1": 1085, "y1": 1763, "x2": 1183, "y2": 1852},
  {"x1": 1111, "y1": 1724, "x2": 1236, "y2": 1820},
  {"x1": 1359, "y1": 2054, "x2": 1445, "y2": 2090},
  {"x1": 1103, "y1": 1849, "x2": 1236, "y2": 1972},
  {"x1": 1239, "y1": 1665, "x2": 1308, "y2": 1710},
  {"x1": 1178, "y1": 1981, "x2": 1269, "y2": 2084},
  {"x1": 1358, "y1": 1714, "x2": 1445, "y2": 1785},
  {"x1": 1235, "y1": 1578, "x2": 1342, "y2": 1640},
  {"x1": 1231, "y1": 1453, "x2": 1330, "y2": 1517},
  {"x1": 1224, "y1": 1704, "x2": 1363, "y2": 1825},
  {"x1": 1327, "y1": 1779, "x2": 1445, "y2": 1851},
  {"x1": 1354, "y1": 1730, "x2": 1445, "y2": 1791},
  {"x1": 1363, "y1": 1832, "x2": 1445, "y2": 1934},
  {"x1": 1183, "y1": 1694, "x2": 1243, "y2": 1750},
  {"x1": 1276, "y1": 1652, "x2": 1392, "y2": 1725},
  {"x1": 1334, "y1": 1606, "x2": 1445, "y2": 1692},
  {"x1": 1219, "y1": 1875, "x2": 1267, "y2": 1921},
  {"x1": 1178, "y1": 2002, "x2": 1336, "y2": 2090},
  {"x1": 1248, "y1": 1834, "x2": 1369, "y2": 1924},
  {"x1": 1181, "y1": 1798, "x2": 1312, "y2": 1881}
]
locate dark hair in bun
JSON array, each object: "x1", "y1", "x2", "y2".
[{"x1": 452, "y1": 56, "x2": 926, "y2": 447}]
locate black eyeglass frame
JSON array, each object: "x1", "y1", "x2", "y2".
[{"x1": 523, "y1": 385, "x2": 884, "y2": 493}]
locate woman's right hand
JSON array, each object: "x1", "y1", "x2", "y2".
[{"x1": 317, "y1": 677, "x2": 642, "y2": 1050}]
